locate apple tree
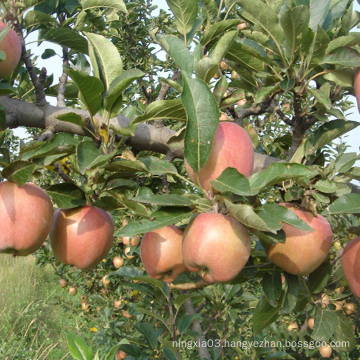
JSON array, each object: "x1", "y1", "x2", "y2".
[{"x1": 0, "y1": 0, "x2": 360, "y2": 359}]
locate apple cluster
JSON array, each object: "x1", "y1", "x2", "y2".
[
  {"x1": 0, "y1": 181, "x2": 114, "y2": 271},
  {"x1": 139, "y1": 122, "x2": 339, "y2": 285},
  {"x1": 0, "y1": 21, "x2": 22, "y2": 79}
]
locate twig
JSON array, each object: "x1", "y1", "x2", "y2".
[
  {"x1": 170, "y1": 279, "x2": 210, "y2": 291},
  {"x1": 57, "y1": 46, "x2": 69, "y2": 107},
  {"x1": 166, "y1": 285, "x2": 181, "y2": 360}
]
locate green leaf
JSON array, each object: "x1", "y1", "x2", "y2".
[
  {"x1": 76, "y1": 140, "x2": 116, "y2": 174},
  {"x1": 86, "y1": 32, "x2": 123, "y2": 90},
  {"x1": 324, "y1": 68, "x2": 354, "y2": 87},
  {"x1": 174, "y1": 294, "x2": 194, "y2": 311},
  {"x1": 253, "y1": 292, "x2": 284, "y2": 335},
  {"x1": 327, "y1": 194, "x2": 360, "y2": 214},
  {"x1": 332, "y1": 312, "x2": 357, "y2": 351},
  {"x1": 309, "y1": 85, "x2": 331, "y2": 110},
  {"x1": 237, "y1": 0, "x2": 284, "y2": 49},
  {"x1": 23, "y1": 9, "x2": 58, "y2": 28},
  {"x1": 64, "y1": 67, "x2": 104, "y2": 117},
  {"x1": 326, "y1": 33, "x2": 360, "y2": 53},
  {"x1": 135, "y1": 307, "x2": 169, "y2": 329},
  {"x1": 322, "y1": 47, "x2": 360, "y2": 67},
  {"x1": 163, "y1": 348, "x2": 178, "y2": 360},
  {"x1": 166, "y1": 0, "x2": 198, "y2": 35},
  {"x1": 0, "y1": 83, "x2": 16, "y2": 96},
  {"x1": 304, "y1": 120, "x2": 360, "y2": 156},
  {"x1": 194, "y1": 56, "x2": 218, "y2": 83},
  {"x1": 280, "y1": 6, "x2": 310, "y2": 60},
  {"x1": 308, "y1": 261, "x2": 332, "y2": 294},
  {"x1": 261, "y1": 271, "x2": 282, "y2": 307},
  {"x1": 249, "y1": 163, "x2": 318, "y2": 196},
  {"x1": 264, "y1": 352, "x2": 295, "y2": 360},
  {"x1": 257, "y1": 203, "x2": 314, "y2": 232},
  {"x1": 225, "y1": 200, "x2": 274, "y2": 232},
  {"x1": 113, "y1": 266, "x2": 144, "y2": 278},
  {"x1": 210, "y1": 167, "x2": 251, "y2": 196},
  {"x1": 2, "y1": 161, "x2": 37, "y2": 186},
  {"x1": 115, "y1": 208, "x2": 193, "y2": 237},
  {"x1": 41, "y1": 28, "x2": 88, "y2": 54},
  {"x1": 201, "y1": 19, "x2": 241, "y2": 46},
  {"x1": 82, "y1": 0, "x2": 127, "y2": 13},
  {"x1": 139, "y1": 156, "x2": 178, "y2": 176},
  {"x1": 182, "y1": 75, "x2": 219, "y2": 173},
  {"x1": 132, "y1": 99, "x2": 187, "y2": 125},
  {"x1": 104, "y1": 69, "x2": 144, "y2": 116},
  {"x1": 132, "y1": 191, "x2": 193, "y2": 207},
  {"x1": 335, "y1": 152, "x2": 360, "y2": 174},
  {"x1": 305, "y1": 26, "x2": 330, "y2": 68},
  {"x1": 46, "y1": 183, "x2": 86, "y2": 209},
  {"x1": 280, "y1": 274, "x2": 299, "y2": 315},
  {"x1": 20, "y1": 133, "x2": 78, "y2": 160},
  {"x1": 314, "y1": 179, "x2": 337, "y2": 194},
  {"x1": 56, "y1": 112, "x2": 86, "y2": 127},
  {"x1": 178, "y1": 313, "x2": 202, "y2": 333},
  {"x1": 312, "y1": 306, "x2": 338, "y2": 342},
  {"x1": 157, "y1": 35, "x2": 193, "y2": 76},
  {"x1": 66, "y1": 332, "x2": 92, "y2": 360},
  {"x1": 134, "y1": 323, "x2": 158, "y2": 349},
  {"x1": 309, "y1": 0, "x2": 331, "y2": 31}
]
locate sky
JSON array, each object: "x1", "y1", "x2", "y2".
[{"x1": 19, "y1": 0, "x2": 359, "y2": 157}]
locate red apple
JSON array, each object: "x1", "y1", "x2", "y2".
[
  {"x1": 182, "y1": 213, "x2": 251, "y2": 283},
  {"x1": 342, "y1": 236, "x2": 360, "y2": 298},
  {"x1": 140, "y1": 225, "x2": 187, "y2": 283},
  {"x1": 184, "y1": 122, "x2": 254, "y2": 194},
  {"x1": 0, "y1": 21, "x2": 22, "y2": 79},
  {"x1": 0, "y1": 181, "x2": 54, "y2": 256},
  {"x1": 267, "y1": 203, "x2": 333, "y2": 276},
  {"x1": 115, "y1": 350, "x2": 127, "y2": 360},
  {"x1": 49, "y1": 205, "x2": 114, "y2": 270}
]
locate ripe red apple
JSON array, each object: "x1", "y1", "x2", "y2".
[
  {"x1": 49, "y1": 205, "x2": 114, "y2": 270},
  {"x1": 319, "y1": 344, "x2": 332, "y2": 358},
  {"x1": 182, "y1": 213, "x2": 251, "y2": 283},
  {"x1": 0, "y1": 21, "x2": 22, "y2": 79},
  {"x1": 0, "y1": 181, "x2": 54, "y2": 256},
  {"x1": 59, "y1": 279, "x2": 68, "y2": 288},
  {"x1": 267, "y1": 203, "x2": 333, "y2": 276},
  {"x1": 342, "y1": 236, "x2": 360, "y2": 298},
  {"x1": 140, "y1": 225, "x2": 187, "y2": 283},
  {"x1": 113, "y1": 256, "x2": 124, "y2": 269},
  {"x1": 68, "y1": 286, "x2": 77, "y2": 296},
  {"x1": 184, "y1": 122, "x2": 254, "y2": 194}
]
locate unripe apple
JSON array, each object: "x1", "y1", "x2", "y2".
[
  {"x1": 219, "y1": 113, "x2": 228, "y2": 121},
  {"x1": 49, "y1": 205, "x2": 114, "y2": 270},
  {"x1": 80, "y1": 295, "x2": 87, "y2": 303},
  {"x1": 130, "y1": 235, "x2": 140, "y2": 246},
  {"x1": 184, "y1": 122, "x2": 254, "y2": 194},
  {"x1": 125, "y1": 246, "x2": 135, "y2": 259},
  {"x1": 0, "y1": 21, "x2": 22, "y2": 79},
  {"x1": 0, "y1": 182, "x2": 54, "y2": 256},
  {"x1": 81, "y1": 302, "x2": 89, "y2": 312},
  {"x1": 237, "y1": 22, "x2": 247, "y2": 30},
  {"x1": 334, "y1": 301, "x2": 343, "y2": 311},
  {"x1": 335, "y1": 286, "x2": 345, "y2": 293},
  {"x1": 122, "y1": 236, "x2": 131, "y2": 245},
  {"x1": 287, "y1": 322, "x2": 298, "y2": 331},
  {"x1": 342, "y1": 236, "x2": 360, "y2": 298},
  {"x1": 267, "y1": 203, "x2": 333, "y2": 276},
  {"x1": 343, "y1": 302, "x2": 355, "y2": 315},
  {"x1": 115, "y1": 349, "x2": 127, "y2": 360},
  {"x1": 319, "y1": 344, "x2": 332, "y2": 358},
  {"x1": 182, "y1": 213, "x2": 251, "y2": 283},
  {"x1": 85, "y1": 280, "x2": 93, "y2": 288},
  {"x1": 334, "y1": 240, "x2": 342, "y2": 250},
  {"x1": 68, "y1": 286, "x2": 77, "y2": 296},
  {"x1": 122, "y1": 218, "x2": 128, "y2": 227},
  {"x1": 114, "y1": 299, "x2": 122, "y2": 309},
  {"x1": 102, "y1": 275, "x2": 110, "y2": 288},
  {"x1": 123, "y1": 310, "x2": 131, "y2": 319},
  {"x1": 113, "y1": 256, "x2": 124, "y2": 269},
  {"x1": 321, "y1": 294, "x2": 330, "y2": 308},
  {"x1": 220, "y1": 60, "x2": 230, "y2": 70},
  {"x1": 237, "y1": 99, "x2": 247, "y2": 107},
  {"x1": 308, "y1": 318, "x2": 314, "y2": 330},
  {"x1": 59, "y1": 279, "x2": 68, "y2": 288},
  {"x1": 140, "y1": 225, "x2": 187, "y2": 283}
]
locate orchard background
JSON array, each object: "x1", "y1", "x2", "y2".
[{"x1": 0, "y1": 0, "x2": 360, "y2": 359}]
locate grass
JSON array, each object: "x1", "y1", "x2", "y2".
[{"x1": 0, "y1": 254, "x2": 77, "y2": 360}]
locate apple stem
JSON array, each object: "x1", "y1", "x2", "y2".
[{"x1": 12, "y1": 250, "x2": 18, "y2": 257}]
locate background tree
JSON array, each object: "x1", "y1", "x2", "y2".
[{"x1": 0, "y1": 0, "x2": 360, "y2": 359}]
